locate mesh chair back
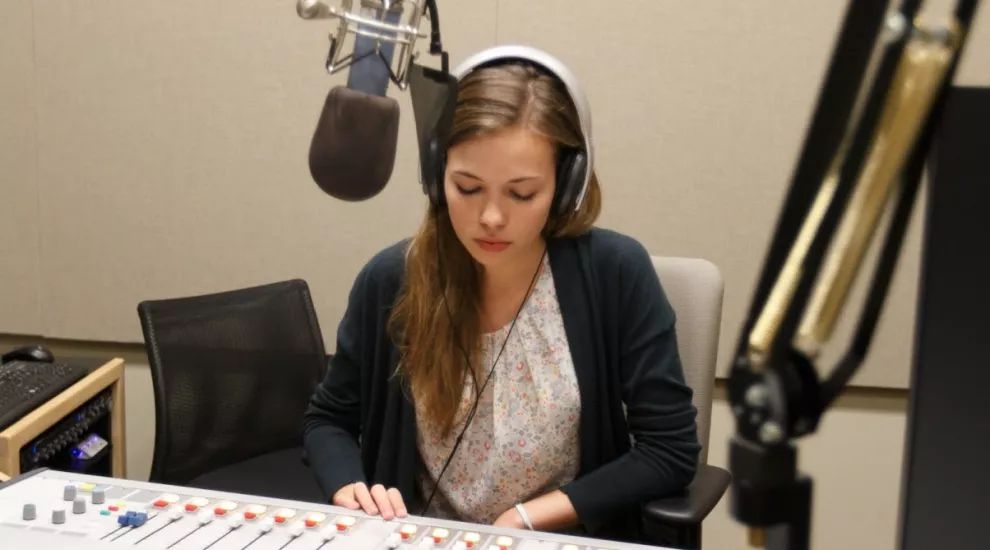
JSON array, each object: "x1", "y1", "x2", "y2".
[{"x1": 137, "y1": 279, "x2": 328, "y2": 485}]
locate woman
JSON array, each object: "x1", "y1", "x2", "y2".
[{"x1": 302, "y1": 45, "x2": 700, "y2": 542}]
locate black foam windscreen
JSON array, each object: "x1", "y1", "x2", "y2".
[{"x1": 307, "y1": 86, "x2": 400, "y2": 201}]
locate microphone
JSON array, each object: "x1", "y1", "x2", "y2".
[
  {"x1": 297, "y1": 0, "x2": 439, "y2": 201},
  {"x1": 307, "y1": 87, "x2": 399, "y2": 201}
]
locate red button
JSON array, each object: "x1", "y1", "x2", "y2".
[
  {"x1": 108, "y1": 505, "x2": 119, "y2": 512},
  {"x1": 153, "y1": 500, "x2": 168, "y2": 508},
  {"x1": 244, "y1": 512, "x2": 256, "y2": 520},
  {"x1": 214, "y1": 508, "x2": 227, "y2": 516},
  {"x1": 185, "y1": 504, "x2": 198, "y2": 512},
  {"x1": 305, "y1": 519, "x2": 317, "y2": 528},
  {"x1": 274, "y1": 516, "x2": 286, "y2": 524}
]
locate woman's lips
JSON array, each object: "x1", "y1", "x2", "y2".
[{"x1": 475, "y1": 239, "x2": 511, "y2": 252}]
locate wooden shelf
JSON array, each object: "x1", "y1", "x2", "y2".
[{"x1": 0, "y1": 358, "x2": 127, "y2": 478}]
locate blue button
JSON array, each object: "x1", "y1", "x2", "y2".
[{"x1": 132, "y1": 512, "x2": 148, "y2": 527}]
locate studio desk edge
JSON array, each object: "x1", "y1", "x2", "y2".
[{"x1": 0, "y1": 358, "x2": 127, "y2": 479}]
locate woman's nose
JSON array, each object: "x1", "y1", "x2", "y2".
[{"x1": 480, "y1": 200, "x2": 506, "y2": 229}]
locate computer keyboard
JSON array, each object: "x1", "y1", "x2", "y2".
[{"x1": 0, "y1": 360, "x2": 88, "y2": 433}]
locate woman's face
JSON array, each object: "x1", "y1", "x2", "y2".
[{"x1": 443, "y1": 126, "x2": 557, "y2": 273}]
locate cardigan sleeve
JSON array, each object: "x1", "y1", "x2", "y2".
[
  {"x1": 301, "y1": 266, "x2": 372, "y2": 501},
  {"x1": 559, "y1": 241, "x2": 701, "y2": 529}
]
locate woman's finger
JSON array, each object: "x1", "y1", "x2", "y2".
[
  {"x1": 387, "y1": 487, "x2": 407, "y2": 518},
  {"x1": 370, "y1": 484, "x2": 394, "y2": 520},
  {"x1": 352, "y1": 482, "x2": 379, "y2": 515},
  {"x1": 332, "y1": 484, "x2": 359, "y2": 510}
]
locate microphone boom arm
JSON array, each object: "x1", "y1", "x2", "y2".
[{"x1": 727, "y1": 1, "x2": 980, "y2": 549}]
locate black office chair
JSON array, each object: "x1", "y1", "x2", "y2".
[{"x1": 137, "y1": 279, "x2": 328, "y2": 503}]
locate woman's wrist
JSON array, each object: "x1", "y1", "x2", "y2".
[
  {"x1": 514, "y1": 490, "x2": 579, "y2": 532},
  {"x1": 514, "y1": 503, "x2": 535, "y2": 530}
]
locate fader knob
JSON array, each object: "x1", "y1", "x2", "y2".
[
  {"x1": 73, "y1": 496, "x2": 87, "y2": 514},
  {"x1": 288, "y1": 522, "x2": 304, "y2": 538},
  {"x1": 63, "y1": 484, "x2": 77, "y2": 501},
  {"x1": 52, "y1": 506, "x2": 66, "y2": 524},
  {"x1": 92, "y1": 487, "x2": 106, "y2": 504},
  {"x1": 22, "y1": 503, "x2": 37, "y2": 521}
]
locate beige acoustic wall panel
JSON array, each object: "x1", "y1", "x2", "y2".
[
  {"x1": 497, "y1": 0, "x2": 989, "y2": 389},
  {"x1": 0, "y1": 0, "x2": 43, "y2": 335},
  {"x1": 31, "y1": 0, "x2": 497, "y2": 344}
]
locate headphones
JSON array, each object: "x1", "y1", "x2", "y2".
[{"x1": 420, "y1": 45, "x2": 595, "y2": 218}]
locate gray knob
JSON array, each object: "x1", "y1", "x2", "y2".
[
  {"x1": 22, "y1": 503, "x2": 36, "y2": 521},
  {"x1": 73, "y1": 496, "x2": 86, "y2": 514},
  {"x1": 63, "y1": 484, "x2": 77, "y2": 501},
  {"x1": 92, "y1": 487, "x2": 105, "y2": 505},
  {"x1": 52, "y1": 506, "x2": 66, "y2": 524}
]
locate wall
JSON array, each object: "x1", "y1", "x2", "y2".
[
  {"x1": 2, "y1": 1, "x2": 988, "y2": 549},
  {"x1": 3, "y1": 0, "x2": 988, "y2": 387}
]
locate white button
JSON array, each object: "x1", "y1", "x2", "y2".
[
  {"x1": 227, "y1": 514, "x2": 244, "y2": 529},
  {"x1": 246, "y1": 504, "x2": 267, "y2": 516},
  {"x1": 334, "y1": 515, "x2": 357, "y2": 531},
  {"x1": 288, "y1": 522, "x2": 304, "y2": 537},
  {"x1": 399, "y1": 524, "x2": 419, "y2": 539},
  {"x1": 258, "y1": 517, "x2": 274, "y2": 533},
  {"x1": 197, "y1": 510, "x2": 213, "y2": 525},
  {"x1": 386, "y1": 532, "x2": 402, "y2": 549},
  {"x1": 320, "y1": 526, "x2": 337, "y2": 541}
]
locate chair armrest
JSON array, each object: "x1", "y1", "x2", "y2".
[{"x1": 642, "y1": 463, "x2": 731, "y2": 527}]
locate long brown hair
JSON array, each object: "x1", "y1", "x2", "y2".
[{"x1": 388, "y1": 61, "x2": 602, "y2": 438}]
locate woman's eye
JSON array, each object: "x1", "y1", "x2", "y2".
[
  {"x1": 455, "y1": 185, "x2": 481, "y2": 195},
  {"x1": 512, "y1": 192, "x2": 535, "y2": 201}
]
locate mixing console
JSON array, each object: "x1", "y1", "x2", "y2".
[{"x1": 0, "y1": 469, "x2": 669, "y2": 550}]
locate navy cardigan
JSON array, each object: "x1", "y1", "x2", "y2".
[{"x1": 302, "y1": 227, "x2": 701, "y2": 542}]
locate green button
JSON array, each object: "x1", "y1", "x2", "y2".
[{"x1": 100, "y1": 510, "x2": 111, "y2": 516}]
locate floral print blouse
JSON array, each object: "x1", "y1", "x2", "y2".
[{"x1": 416, "y1": 255, "x2": 582, "y2": 525}]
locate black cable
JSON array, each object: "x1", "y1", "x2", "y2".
[
  {"x1": 424, "y1": 0, "x2": 442, "y2": 54},
  {"x1": 419, "y1": 210, "x2": 546, "y2": 516}
]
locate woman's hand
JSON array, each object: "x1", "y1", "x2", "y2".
[{"x1": 332, "y1": 482, "x2": 408, "y2": 520}]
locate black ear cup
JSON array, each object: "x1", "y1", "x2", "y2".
[
  {"x1": 423, "y1": 134, "x2": 447, "y2": 207},
  {"x1": 553, "y1": 150, "x2": 587, "y2": 217}
]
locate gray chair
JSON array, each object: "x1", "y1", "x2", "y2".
[{"x1": 641, "y1": 256, "x2": 730, "y2": 550}]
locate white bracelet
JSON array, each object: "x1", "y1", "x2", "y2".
[{"x1": 514, "y1": 503, "x2": 534, "y2": 530}]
